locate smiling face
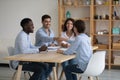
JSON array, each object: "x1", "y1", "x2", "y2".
[
  {"x1": 21, "y1": 18, "x2": 34, "y2": 34},
  {"x1": 25, "y1": 21, "x2": 34, "y2": 33},
  {"x1": 62, "y1": 18, "x2": 74, "y2": 32},
  {"x1": 66, "y1": 20, "x2": 74, "y2": 31},
  {"x1": 42, "y1": 18, "x2": 51, "y2": 29}
]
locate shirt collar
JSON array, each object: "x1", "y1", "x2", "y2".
[{"x1": 42, "y1": 27, "x2": 51, "y2": 33}]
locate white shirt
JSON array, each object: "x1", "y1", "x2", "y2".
[{"x1": 61, "y1": 32, "x2": 75, "y2": 44}]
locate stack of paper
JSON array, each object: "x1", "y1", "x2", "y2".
[{"x1": 48, "y1": 46, "x2": 60, "y2": 51}]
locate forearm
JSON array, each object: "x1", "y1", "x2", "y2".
[{"x1": 21, "y1": 48, "x2": 39, "y2": 54}]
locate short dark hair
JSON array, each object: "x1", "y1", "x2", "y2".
[
  {"x1": 62, "y1": 18, "x2": 74, "y2": 32},
  {"x1": 20, "y1": 18, "x2": 32, "y2": 28},
  {"x1": 42, "y1": 14, "x2": 51, "y2": 22},
  {"x1": 74, "y1": 20, "x2": 85, "y2": 33}
]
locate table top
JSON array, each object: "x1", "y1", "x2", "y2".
[
  {"x1": 4, "y1": 51, "x2": 75, "y2": 63},
  {"x1": 4, "y1": 46, "x2": 98, "y2": 63}
]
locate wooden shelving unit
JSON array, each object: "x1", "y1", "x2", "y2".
[{"x1": 58, "y1": 0, "x2": 120, "y2": 69}]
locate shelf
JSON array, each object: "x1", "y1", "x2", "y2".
[
  {"x1": 111, "y1": 34, "x2": 120, "y2": 36},
  {"x1": 94, "y1": 20, "x2": 110, "y2": 21},
  {"x1": 62, "y1": 5, "x2": 90, "y2": 8},
  {"x1": 94, "y1": 34, "x2": 109, "y2": 36},
  {"x1": 94, "y1": 5, "x2": 110, "y2": 7},
  {"x1": 111, "y1": 49, "x2": 120, "y2": 51},
  {"x1": 59, "y1": 0, "x2": 120, "y2": 70},
  {"x1": 111, "y1": 64, "x2": 120, "y2": 66},
  {"x1": 78, "y1": 5, "x2": 90, "y2": 7},
  {"x1": 112, "y1": 5, "x2": 120, "y2": 7},
  {"x1": 111, "y1": 20, "x2": 120, "y2": 21}
]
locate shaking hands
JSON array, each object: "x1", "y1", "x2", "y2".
[{"x1": 54, "y1": 37, "x2": 68, "y2": 43}]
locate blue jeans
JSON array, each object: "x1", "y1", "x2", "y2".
[
  {"x1": 21, "y1": 62, "x2": 54, "y2": 80},
  {"x1": 62, "y1": 59, "x2": 77, "y2": 70},
  {"x1": 62, "y1": 59, "x2": 77, "y2": 78},
  {"x1": 64, "y1": 64, "x2": 84, "y2": 80}
]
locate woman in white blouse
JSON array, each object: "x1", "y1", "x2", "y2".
[
  {"x1": 60, "y1": 18, "x2": 76, "y2": 48},
  {"x1": 60, "y1": 18, "x2": 77, "y2": 78}
]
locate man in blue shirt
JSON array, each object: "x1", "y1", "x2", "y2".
[
  {"x1": 14, "y1": 18, "x2": 53, "y2": 80},
  {"x1": 57, "y1": 20, "x2": 93, "y2": 80},
  {"x1": 35, "y1": 14, "x2": 58, "y2": 47}
]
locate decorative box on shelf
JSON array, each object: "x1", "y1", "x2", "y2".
[
  {"x1": 112, "y1": 27, "x2": 120, "y2": 35},
  {"x1": 112, "y1": 42, "x2": 120, "y2": 49},
  {"x1": 94, "y1": 44, "x2": 108, "y2": 49},
  {"x1": 114, "y1": 55, "x2": 120, "y2": 65}
]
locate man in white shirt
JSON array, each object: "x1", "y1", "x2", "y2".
[{"x1": 14, "y1": 18, "x2": 53, "y2": 80}]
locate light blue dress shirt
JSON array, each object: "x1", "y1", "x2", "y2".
[
  {"x1": 13, "y1": 31, "x2": 39, "y2": 69},
  {"x1": 35, "y1": 27, "x2": 56, "y2": 46},
  {"x1": 64, "y1": 33, "x2": 93, "y2": 71}
]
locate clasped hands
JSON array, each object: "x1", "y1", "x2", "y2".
[
  {"x1": 38, "y1": 37, "x2": 69, "y2": 52},
  {"x1": 54, "y1": 37, "x2": 70, "y2": 48},
  {"x1": 54, "y1": 37, "x2": 68, "y2": 43}
]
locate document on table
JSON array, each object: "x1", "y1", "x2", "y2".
[
  {"x1": 59, "y1": 48, "x2": 68, "y2": 51},
  {"x1": 48, "y1": 46, "x2": 60, "y2": 51},
  {"x1": 47, "y1": 46, "x2": 68, "y2": 51}
]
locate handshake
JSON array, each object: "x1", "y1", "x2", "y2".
[
  {"x1": 54, "y1": 37, "x2": 70, "y2": 48},
  {"x1": 39, "y1": 37, "x2": 70, "y2": 52},
  {"x1": 54, "y1": 37, "x2": 68, "y2": 43}
]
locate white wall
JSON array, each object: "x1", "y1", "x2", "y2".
[{"x1": 0, "y1": 0, "x2": 58, "y2": 63}]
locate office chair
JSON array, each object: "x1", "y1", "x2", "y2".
[{"x1": 8, "y1": 47, "x2": 31, "y2": 80}]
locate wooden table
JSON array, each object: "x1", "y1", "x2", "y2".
[
  {"x1": 4, "y1": 51, "x2": 75, "y2": 80},
  {"x1": 4, "y1": 46, "x2": 98, "y2": 80}
]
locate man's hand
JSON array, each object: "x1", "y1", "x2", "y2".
[
  {"x1": 39, "y1": 45, "x2": 47, "y2": 51},
  {"x1": 57, "y1": 49, "x2": 64, "y2": 54},
  {"x1": 61, "y1": 43, "x2": 70, "y2": 48},
  {"x1": 55, "y1": 37, "x2": 68, "y2": 43}
]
